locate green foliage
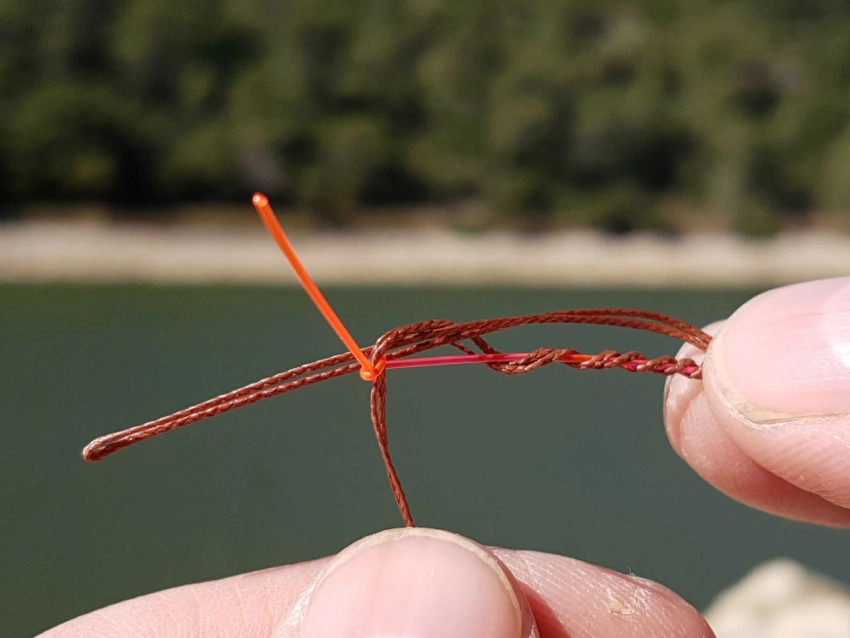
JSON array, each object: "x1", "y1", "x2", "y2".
[
  {"x1": 2, "y1": 0, "x2": 850, "y2": 231},
  {"x1": 7, "y1": 81, "x2": 154, "y2": 199}
]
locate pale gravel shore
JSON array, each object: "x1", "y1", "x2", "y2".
[{"x1": 1, "y1": 220, "x2": 849, "y2": 286}]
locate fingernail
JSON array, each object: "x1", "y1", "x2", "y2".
[
  {"x1": 298, "y1": 528, "x2": 533, "y2": 638},
  {"x1": 709, "y1": 276, "x2": 850, "y2": 422}
]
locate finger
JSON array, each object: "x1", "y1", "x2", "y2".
[
  {"x1": 38, "y1": 528, "x2": 714, "y2": 637},
  {"x1": 36, "y1": 556, "x2": 328, "y2": 638},
  {"x1": 492, "y1": 548, "x2": 713, "y2": 638},
  {"x1": 665, "y1": 276, "x2": 850, "y2": 526},
  {"x1": 290, "y1": 528, "x2": 537, "y2": 638},
  {"x1": 38, "y1": 528, "x2": 537, "y2": 638}
]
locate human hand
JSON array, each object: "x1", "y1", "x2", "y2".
[
  {"x1": 665, "y1": 275, "x2": 850, "y2": 527},
  {"x1": 38, "y1": 527, "x2": 712, "y2": 637},
  {"x1": 40, "y1": 276, "x2": 850, "y2": 637}
]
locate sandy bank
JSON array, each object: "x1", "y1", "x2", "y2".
[{"x1": 1, "y1": 220, "x2": 848, "y2": 287}]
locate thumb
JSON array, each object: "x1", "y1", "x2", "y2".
[
  {"x1": 287, "y1": 528, "x2": 537, "y2": 638},
  {"x1": 665, "y1": 276, "x2": 850, "y2": 525}
]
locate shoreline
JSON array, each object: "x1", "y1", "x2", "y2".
[{"x1": 2, "y1": 220, "x2": 849, "y2": 287}]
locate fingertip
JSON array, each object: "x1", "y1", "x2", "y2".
[
  {"x1": 296, "y1": 528, "x2": 536, "y2": 638},
  {"x1": 663, "y1": 288, "x2": 850, "y2": 524},
  {"x1": 703, "y1": 278, "x2": 850, "y2": 514},
  {"x1": 710, "y1": 276, "x2": 850, "y2": 420}
]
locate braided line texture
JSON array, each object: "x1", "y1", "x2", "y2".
[{"x1": 83, "y1": 308, "x2": 711, "y2": 527}]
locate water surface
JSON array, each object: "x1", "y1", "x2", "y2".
[{"x1": 3, "y1": 284, "x2": 847, "y2": 635}]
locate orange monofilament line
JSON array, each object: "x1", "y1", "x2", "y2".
[{"x1": 251, "y1": 193, "x2": 379, "y2": 381}]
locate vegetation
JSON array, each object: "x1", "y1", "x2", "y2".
[{"x1": 2, "y1": 0, "x2": 850, "y2": 233}]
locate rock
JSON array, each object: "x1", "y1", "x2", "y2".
[{"x1": 704, "y1": 558, "x2": 850, "y2": 638}]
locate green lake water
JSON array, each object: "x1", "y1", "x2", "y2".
[{"x1": 3, "y1": 284, "x2": 849, "y2": 635}]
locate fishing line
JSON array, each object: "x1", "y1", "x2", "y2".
[{"x1": 84, "y1": 194, "x2": 711, "y2": 527}]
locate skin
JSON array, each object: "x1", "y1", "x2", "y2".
[{"x1": 40, "y1": 276, "x2": 850, "y2": 638}]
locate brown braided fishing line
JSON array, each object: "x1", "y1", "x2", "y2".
[{"x1": 84, "y1": 307, "x2": 711, "y2": 527}]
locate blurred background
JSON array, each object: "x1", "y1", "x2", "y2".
[
  {"x1": 3, "y1": 0, "x2": 850, "y2": 233},
  {"x1": 3, "y1": 0, "x2": 850, "y2": 636}
]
